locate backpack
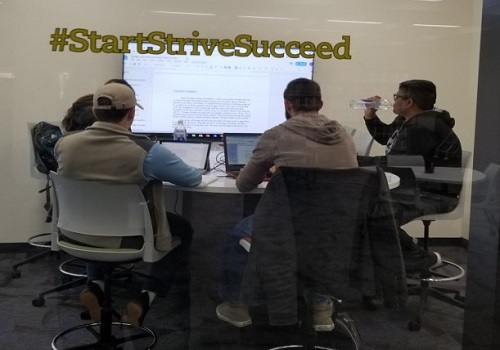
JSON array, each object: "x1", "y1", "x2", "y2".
[
  {"x1": 31, "y1": 122, "x2": 63, "y2": 222},
  {"x1": 32, "y1": 122, "x2": 63, "y2": 174}
]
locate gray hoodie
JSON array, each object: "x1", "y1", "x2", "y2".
[{"x1": 236, "y1": 113, "x2": 358, "y2": 192}]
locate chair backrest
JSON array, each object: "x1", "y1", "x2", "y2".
[
  {"x1": 343, "y1": 125, "x2": 357, "y2": 137},
  {"x1": 244, "y1": 166, "x2": 407, "y2": 324},
  {"x1": 352, "y1": 129, "x2": 374, "y2": 156},
  {"x1": 50, "y1": 172, "x2": 166, "y2": 263},
  {"x1": 462, "y1": 150, "x2": 472, "y2": 168}
]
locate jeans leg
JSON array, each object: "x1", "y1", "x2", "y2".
[
  {"x1": 303, "y1": 289, "x2": 330, "y2": 306},
  {"x1": 142, "y1": 212, "x2": 193, "y2": 296},
  {"x1": 218, "y1": 215, "x2": 254, "y2": 303}
]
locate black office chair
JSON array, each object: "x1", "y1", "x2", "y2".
[{"x1": 241, "y1": 166, "x2": 408, "y2": 349}]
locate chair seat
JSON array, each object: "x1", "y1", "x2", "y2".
[{"x1": 58, "y1": 239, "x2": 144, "y2": 263}]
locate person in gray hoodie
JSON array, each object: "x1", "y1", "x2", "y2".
[{"x1": 216, "y1": 78, "x2": 358, "y2": 331}]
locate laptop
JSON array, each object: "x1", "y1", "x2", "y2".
[
  {"x1": 159, "y1": 140, "x2": 211, "y2": 174},
  {"x1": 223, "y1": 133, "x2": 262, "y2": 178}
]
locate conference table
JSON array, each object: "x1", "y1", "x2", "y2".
[
  {"x1": 167, "y1": 169, "x2": 400, "y2": 194},
  {"x1": 402, "y1": 166, "x2": 485, "y2": 184}
]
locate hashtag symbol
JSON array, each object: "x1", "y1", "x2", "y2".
[{"x1": 50, "y1": 28, "x2": 69, "y2": 51}]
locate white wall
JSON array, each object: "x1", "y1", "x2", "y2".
[{"x1": 0, "y1": 0, "x2": 482, "y2": 242}]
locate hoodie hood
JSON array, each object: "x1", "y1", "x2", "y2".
[
  {"x1": 420, "y1": 108, "x2": 456, "y2": 128},
  {"x1": 280, "y1": 113, "x2": 346, "y2": 145}
]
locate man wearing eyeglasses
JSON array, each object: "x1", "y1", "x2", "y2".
[{"x1": 360, "y1": 79, "x2": 462, "y2": 274}]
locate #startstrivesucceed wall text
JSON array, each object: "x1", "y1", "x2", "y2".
[{"x1": 50, "y1": 28, "x2": 351, "y2": 60}]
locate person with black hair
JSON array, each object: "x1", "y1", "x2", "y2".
[{"x1": 360, "y1": 79, "x2": 463, "y2": 273}]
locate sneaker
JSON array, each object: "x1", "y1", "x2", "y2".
[
  {"x1": 79, "y1": 282, "x2": 103, "y2": 322},
  {"x1": 216, "y1": 302, "x2": 252, "y2": 327},
  {"x1": 426, "y1": 251, "x2": 443, "y2": 270},
  {"x1": 405, "y1": 248, "x2": 443, "y2": 274},
  {"x1": 122, "y1": 292, "x2": 150, "y2": 328},
  {"x1": 312, "y1": 299, "x2": 335, "y2": 332}
]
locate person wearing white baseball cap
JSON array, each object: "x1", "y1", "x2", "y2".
[
  {"x1": 55, "y1": 79, "x2": 201, "y2": 328},
  {"x1": 93, "y1": 82, "x2": 144, "y2": 111}
]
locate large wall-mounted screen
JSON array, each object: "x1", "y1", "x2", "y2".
[{"x1": 123, "y1": 42, "x2": 314, "y2": 139}]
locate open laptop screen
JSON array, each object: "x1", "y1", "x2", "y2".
[
  {"x1": 223, "y1": 133, "x2": 261, "y2": 171},
  {"x1": 159, "y1": 140, "x2": 211, "y2": 171}
]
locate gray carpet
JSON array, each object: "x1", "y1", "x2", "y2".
[
  {"x1": 0, "y1": 242, "x2": 466, "y2": 350},
  {"x1": 0, "y1": 189, "x2": 467, "y2": 349}
]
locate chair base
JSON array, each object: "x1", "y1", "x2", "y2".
[
  {"x1": 11, "y1": 233, "x2": 54, "y2": 278},
  {"x1": 264, "y1": 311, "x2": 362, "y2": 350},
  {"x1": 407, "y1": 259, "x2": 465, "y2": 331},
  {"x1": 52, "y1": 321, "x2": 156, "y2": 350}
]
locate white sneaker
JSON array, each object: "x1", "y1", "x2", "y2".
[
  {"x1": 312, "y1": 299, "x2": 335, "y2": 332},
  {"x1": 216, "y1": 302, "x2": 252, "y2": 327}
]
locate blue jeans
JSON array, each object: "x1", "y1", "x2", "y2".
[
  {"x1": 218, "y1": 215, "x2": 329, "y2": 305},
  {"x1": 87, "y1": 212, "x2": 192, "y2": 296}
]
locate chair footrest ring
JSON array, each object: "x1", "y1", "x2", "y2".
[
  {"x1": 28, "y1": 233, "x2": 52, "y2": 248},
  {"x1": 52, "y1": 321, "x2": 156, "y2": 350},
  {"x1": 408, "y1": 259, "x2": 465, "y2": 282}
]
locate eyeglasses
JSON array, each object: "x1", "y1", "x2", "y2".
[{"x1": 393, "y1": 93, "x2": 409, "y2": 101}]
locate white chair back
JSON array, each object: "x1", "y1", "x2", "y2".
[
  {"x1": 50, "y1": 172, "x2": 167, "y2": 263},
  {"x1": 343, "y1": 125, "x2": 356, "y2": 137},
  {"x1": 462, "y1": 150, "x2": 472, "y2": 168},
  {"x1": 353, "y1": 129, "x2": 374, "y2": 156}
]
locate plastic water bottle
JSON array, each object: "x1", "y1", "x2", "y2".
[
  {"x1": 173, "y1": 120, "x2": 187, "y2": 141},
  {"x1": 349, "y1": 98, "x2": 392, "y2": 110}
]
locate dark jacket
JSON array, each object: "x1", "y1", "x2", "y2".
[
  {"x1": 241, "y1": 166, "x2": 408, "y2": 326},
  {"x1": 365, "y1": 109, "x2": 462, "y2": 168},
  {"x1": 364, "y1": 109, "x2": 463, "y2": 196}
]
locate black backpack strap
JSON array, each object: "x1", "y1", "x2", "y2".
[{"x1": 38, "y1": 173, "x2": 52, "y2": 223}]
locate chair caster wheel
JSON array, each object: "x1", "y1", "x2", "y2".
[
  {"x1": 408, "y1": 320, "x2": 421, "y2": 331},
  {"x1": 11, "y1": 270, "x2": 21, "y2": 279},
  {"x1": 32, "y1": 297, "x2": 45, "y2": 307}
]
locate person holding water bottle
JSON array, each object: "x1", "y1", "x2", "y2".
[{"x1": 356, "y1": 79, "x2": 463, "y2": 274}]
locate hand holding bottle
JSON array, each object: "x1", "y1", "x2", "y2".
[{"x1": 349, "y1": 95, "x2": 391, "y2": 120}]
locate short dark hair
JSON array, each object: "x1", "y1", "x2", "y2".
[
  {"x1": 283, "y1": 78, "x2": 322, "y2": 112},
  {"x1": 399, "y1": 79, "x2": 436, "y2": 110},
  {"x1": 93, "y1": 97, "x2": 133, "y2": 122}
]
